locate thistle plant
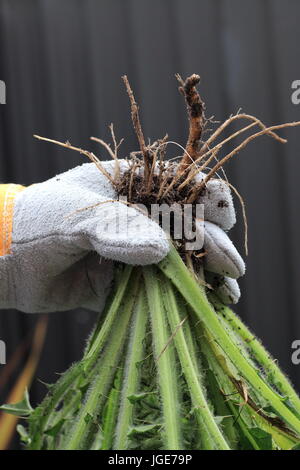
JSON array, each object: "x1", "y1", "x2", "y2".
[{"x1": 3, "y1": 74, "x2": 300, "y2": 450}]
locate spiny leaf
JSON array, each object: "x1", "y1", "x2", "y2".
[
  {"x1": 44, "y1": 419, "x2": 66, "y2": 437},
  {"x1": 0, "y1": 389, "x2": 33, "y2": 417},
  {"x1": 128, "y1": 423, "x2": 162, "y2": 438},
  {"x1": 17, "y1": 424, "x2": 31, "y2": 444},
  {"x1": 241, "y1": 427, "x2": 273, "y2": 450}
]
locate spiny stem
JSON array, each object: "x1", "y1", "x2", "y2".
[
  {"x1": 210, "y1": 295, "x2": 300, "y2": 415},
  {"x1": 101, "y1": 368, "x2": 123, "y2": 450},
  {"x1": 63, "y1": 270, "x2": 141, "y2": 450},
  {"x1": 198, "y1": 320, "x2": 299, "y2": 449},
  {"x1": 198, "y1": 329, "x2": 264, "y2": 450},
  {"x1": 28, "y1": 362, "x2": 84, "y2": 449},
  {"x1": 161, "y1": 276, "x2": 230, "y2": 450},
  {"x1": 180, "y1": 312, "x2": 217, "y2": 449},
  {"x1": 158, "y1": 245, "x2": 300, "y2": 434},
  {"x1": 144, "y1": 267, "x2": 183, "y2": 450},
  {"x1": 114, "y1": 286, "x2": 148, "y2": 450},
  {"x1": 85, "y1": 265, "x2": 133, "y2": 361}
]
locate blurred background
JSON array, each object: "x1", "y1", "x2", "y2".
[{"x1": 0, "y1": 0, "x2": 300, "y2": 449}]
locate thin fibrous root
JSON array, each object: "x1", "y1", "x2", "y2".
[
  {"x1": 65, "y1": 198, "x2": 150, "y2": 219},
  {"x1": 129, "y1": 161, "x2": 138, "y2": 201},
  {"x1": 91, "y1": 124, "x2": 123, "y2": 181},
  {"x1": 156, "y1": 162, "x2": 176, "y2": 200},
  {"x1": 109, "y1": 123, "x2": 124, "y2": 158},
  {"x1": 176, "y1": 74, "x2": 205, "y2": 175},
  {"x1": 170, "y1": 114, "x2": 286, "y2": 197},
  {"x1": 147, "y1": 134, "x2": 168, "y2": 193},
  {"x1": 187, "y1": 121, "x2": 300, "y2": 203},
  {"x1": 224, "y1": 181, "x2": 248, "y2": 256},
  {"x1": 91, "y1": 131, "x2": 122, "y2": 182},
  {"x1": 178, "y1": 120, "x2": 259, "y2": 191},
  {"x1": 199, "y1": 112, "x2": 286, "y2": 159},
  {"x1": 122, "y1": 75, "x2": 151, "y2": 185},
  {"x1": 34, "y1": 135, "x2": 116, "y2": 186},
  {"x1": 162, "y1": 120, "x2": 258, "y2": 199}
]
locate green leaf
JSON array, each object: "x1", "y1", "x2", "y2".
[
  {"x1": 248, "y1": 427, "x2": 273, "y2": 450},
  {"x1": 44, "y1": 419, "x2": 66, "y2": 437},
  {"x1": 0, "y1": 389, "x2": 33, "y2": 417},
  {"x1": 17, "y1": 424, "x2": 31, "y2": 444},
  {"x1": 84, "y1": 413, "x2": 93, "y2": 425},
  {"x1": 128, "y1": 423, "x2": 162, "y2": 438}
]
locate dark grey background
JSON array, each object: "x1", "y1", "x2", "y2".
[{"x1": 0, "y1": 0, "x2": 300, "y2": 446}]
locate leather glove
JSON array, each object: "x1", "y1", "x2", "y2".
[{"x1": 0, "y1": 161, "x2": 244, "y2": 313}]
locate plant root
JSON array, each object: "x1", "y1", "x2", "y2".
[
  {"x1": 122, "y1": 75, "x2": 151, "y2": 185},
  {"x1": 34, "y1": 74, "x2": 300, "y2": 269},
  {"x1": 176, "y1": 74, "x2": 206, "y2": 175}
]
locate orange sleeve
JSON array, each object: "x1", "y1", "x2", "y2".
[{"x1": 0, "y1": 184, "x2": 25, "y2": 256}]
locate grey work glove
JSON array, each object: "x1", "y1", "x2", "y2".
[{"x1": 0, "y1": 161, "x2": 244, "y2": 313}]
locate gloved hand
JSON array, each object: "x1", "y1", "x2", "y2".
[{"x1": 0, "y1": 161, "x2": 244, "y2": 313}]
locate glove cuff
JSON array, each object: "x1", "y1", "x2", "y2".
[{"x1": 0, "y1": 184, "x2": 25, "y2": 255}]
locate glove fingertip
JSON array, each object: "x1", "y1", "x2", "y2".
[
  {"x1": 216, "y1": 277, "x2": 241, "y2": 304},
  {"x1": 89, "y1": 201, "x2": 171, "y2": 265},
  {"x1": 204, "y1": 221, "x2": 245, "y2": 279},
  {"x1": 199, "y1": 178, "x2": 236, "y2": 231},
  {"x1": 207, "y1": 273, "x2": 241, "y2": 305}
]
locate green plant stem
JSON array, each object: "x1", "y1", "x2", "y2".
[
  {"x1": 174, "y1": 298, "x2": 216, "y2": 449},
  {"x1": 198, "y1": 324, "x2": 267, "y2": 450},
  {"x1": 159, "y1": 245, "x2": 300, "y2": 434},
  {"x1": 85, "y1": 264, "x2": 133, "y2": 361},
  {"x1": 101, "y1": 368, "x2": 123, "y2": 450},
  {"x1": 63, "y1": 270, "x2": 140, "y2": 450},
  {"x1": 28, "y1": 265, "x2": 133, "y2": 449},
  {"x1": 114, "y1": 286, "x2": 148, "y2": 449},
  {"x1": 210, "y1": 294, "x2": 300, "y2": 414},
  {"x1": 28, "y1": 362, "x2": 84, "y2": 449},
  {"x1": 204, "y1": 369, "x2": 238, "y2": 448},
  {"x1": 161, "y1": 275, "x2": 230, "y2": 450},
  {"x1": 144, "y1": 267, "x2": 182, "y2": 450},
  {"x1": 199, "y1": 324, "x2": 298, "y2": 449}
]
